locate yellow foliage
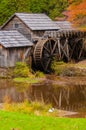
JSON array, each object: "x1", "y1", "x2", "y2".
[
  {"x1": 2, "y1": 100, "x2": 58, "y2": 117},
  {"x1": 67, "y1": 0, "x2": 86, "y2": 27}
]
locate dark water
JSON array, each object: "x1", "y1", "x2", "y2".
[{"x1": 0, "y1": 76, "x2": 86, "y2": 117}]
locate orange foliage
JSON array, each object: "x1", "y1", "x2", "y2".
[{"x1": 67, "y1": 0, "x2": 86, "y2": 26}]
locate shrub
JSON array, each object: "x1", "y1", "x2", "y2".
[
  {"x1": 51, "y1": 60, "x2": 66, "y2": 75},
  {"x1": 13, "y1": 62, "x2": 31, "y2": 77},
  {"x1": 3, "y1": 100, "x2": 55, "y2": 116},
  {"x1": 3, "y1": 101, "x2": 32, "y2": 114},
  {"x1": 51, "y1": 60, "x2": 86, "y2": 76},
  {"x1": 35, "y1": 71, "x2": 45, "y2": 78},
  {"x1": 31, "y1": 101, "x2": 51, "y2": 112}
]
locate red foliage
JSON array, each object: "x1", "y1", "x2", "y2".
[{"x1": 67, "y1": 0, "x2": 86, "y2": 26}]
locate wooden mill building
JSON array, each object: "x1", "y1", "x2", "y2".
[
  {"x1": 0, "y1": 30, "x2": 33, "y2": 67},
  {"x1": 1, "y1": 13, "x2": 59, "y2": 41},
  {"x1": 0, "y1": 13, "x2": 60, "y2": 67},
  {"x1": 0, "y1": 13, "x2": 75, "y2": 68}
]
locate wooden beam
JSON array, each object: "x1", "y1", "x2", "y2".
[
  {"x1": 60, "y1": 38, "x2": 70, "y2": 60},
  {"x1": 57, "y1": 38, "x2": 61, "y2": 59}
]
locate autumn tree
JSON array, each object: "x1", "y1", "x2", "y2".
[{"x1": 67, "y1": 0, "x2": 86, "y2": 28}]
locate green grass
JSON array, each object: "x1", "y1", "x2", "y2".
[{"x1": 0, "y1": 110, "x2": 86, "y2": 130}]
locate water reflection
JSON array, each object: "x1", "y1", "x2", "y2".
[{"x1": 0, "y1": 78, "x2": 86, "y2": 113}]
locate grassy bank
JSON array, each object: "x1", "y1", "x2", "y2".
[
  {"x1": 0, "y1": 62, "x2": 45, "y2": 84},
  {"x1": 51, "y1": 60, "x2": 86, "y2": 76},
  {"x1": 0, "y1": 110, "x2": 86, "y2": 130},
  {"x1": 13, "y1": 77, "x2": 44, "y2": 84}
]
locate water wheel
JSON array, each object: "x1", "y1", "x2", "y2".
[
  {"x1": 33, "y1": 31, "x2": 86, "y2": 72},
  {"x1": 44, "y1": 30, "x2": 86, "y2": 61},
  {"x1": 33, "y1": 38, "x2": 58, "y2": 72}
]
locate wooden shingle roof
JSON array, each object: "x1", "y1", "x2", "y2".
[
  {"x1": 1, "y1": 13, "x2": 60, "y2": 31},
  {"x1": 54, "y1": 21, "x2": 75, "y2": 30},
  {"x1": 0, "y1": 30, "x2": 33, "y2": 48}
]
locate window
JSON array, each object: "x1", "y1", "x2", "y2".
[{"x1": 14, "y1": 23, "x2": 19, "y2": 28}]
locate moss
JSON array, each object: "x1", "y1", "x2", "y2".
[{"x1": 13, "y1": 77, "x2": 40, "y2": 84}]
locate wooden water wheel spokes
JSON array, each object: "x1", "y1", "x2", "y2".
[
  {"x1": 33, "y1": 38, "x2": 58, "y2": 72},
  {"x1": 60, "y1": 38, "x2": 69, "y2": 60},
  {"x1": 68, "y1": 38, "x2": 84, "y2": 60}
]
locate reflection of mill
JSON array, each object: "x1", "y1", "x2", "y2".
[
  {"x1": 0, "y1": 80, "x2": 86, "y2": 111},
  {"x1": 31, "y1": 84, "x2": 86, "y2": 111}
]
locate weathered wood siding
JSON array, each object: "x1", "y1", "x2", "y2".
[
  {"x1": 2, "y1": 16, "x2": 45, "y2": 40},
  {"x1": 0, "y1": 46, "x2": 7, "y2": 67},
  {"x1": 0, "y1": 45, "x2": 31, "y2": 67},
  {"x1": 33, "y1": 31, "x2": 45, "y2": 38},
  {"x1": 2, "y1": 16, "x2": 32, "y2": 40}
]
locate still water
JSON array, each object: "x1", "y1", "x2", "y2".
[{"x1": 0, "y1": 76, "x2": 86, "y2": 117}]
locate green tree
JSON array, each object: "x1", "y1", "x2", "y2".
[
  {"x1": 0, "y1": 0, "x2": 31, "y2": 25},
  {"x1": 48, "y1": 0, "x2": 68, "y2": 19},
  {"x1": 29, "y1": 0, "x2": 68, "y2": 19},
  {"x1": 0, "y1": 0, "x2": 68, "y2": 25}
]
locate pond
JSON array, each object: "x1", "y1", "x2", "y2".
[{"x1": 0, "y1": 76, "x2": 86, "y2": 117}]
